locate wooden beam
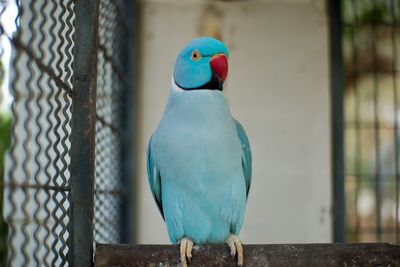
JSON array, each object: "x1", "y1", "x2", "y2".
[{"x1": 95, "y1": 243, "x2": 400, "y2": 267}]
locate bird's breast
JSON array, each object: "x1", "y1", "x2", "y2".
[{"x1": 152, "y1": 92, "x2": 242, "y2": 184}]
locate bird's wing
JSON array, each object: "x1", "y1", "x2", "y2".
[
  {"x1": 234, "y1": 119, "x2": 252, "y2": 199},
  {"x1": 147, "y1": 135, "x2": 164, "y2": 220}
]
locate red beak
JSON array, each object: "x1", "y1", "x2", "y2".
[{"x1": 210, "y1": 54, "x2": 228, "y2": 82}]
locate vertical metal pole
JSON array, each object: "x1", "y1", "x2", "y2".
[
  {"x1": 120, "y1": 0, "x2": 137, "y2": 243},
  {"x1": 370, "y1": 1, "x2": 382, "y2": 242},
  {"x1": 389, "y1": 0, "x2": 400, "y2": 242},
  {"x1": 328, "y1": 0, "x2": 346, "y2": 243},
  {"x1": 70, "y1": 0, "x2": 99, "y2": 266}
]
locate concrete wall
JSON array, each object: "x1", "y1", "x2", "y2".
[{"x1": 135, "y1": 0, "x2": 331, "y2": 244}]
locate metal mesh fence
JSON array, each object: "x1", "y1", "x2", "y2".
[
  {"x1": 342, "y1": 0, "x2": 400, "y2": 242},
  {"x1": 2, "y1": 1, "x2": 74, "y2": 265},
  {"x1": 94, "y1": 0, "x2": 126, "y2": 244},
  {"x1": 0, "y1": 0, "x2": 130, "y2": 265}
]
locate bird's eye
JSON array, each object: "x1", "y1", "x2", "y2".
[{"x1": 191, "y1": 51, "x2": 201, "y2": 61}]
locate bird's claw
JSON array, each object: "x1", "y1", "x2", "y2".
[
  {"x1": 179, "y1": 237, "x2": 193, "y2": 267},
  {"x1": 226, "y1": 234, "x2": 244, "y2": 266}
]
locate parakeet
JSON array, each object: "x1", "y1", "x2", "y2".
[{"x1": 147, "y1": 36, "x2": 252, "y2": 266}]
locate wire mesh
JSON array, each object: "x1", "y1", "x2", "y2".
[
  {"x1": 342, "y1": 0, "x2": 400, "y2": 242},
  {"x1": 94, "y1": 0, "x2": 126, "y2": 244},
  {"x1": 0, "y1": 0, "x2": 129, "y2": 265},
  {"x1": 1, "y1": 0, "x2": 74, "y2": 266}
]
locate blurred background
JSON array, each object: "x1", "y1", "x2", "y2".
[
  {"x1": 0, "y1": 0, "x2": 399, "y2": 265},
  {"x1": 136, "y1": 0, "x2": 331, "y2": 244}
]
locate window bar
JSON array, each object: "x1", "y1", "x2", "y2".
[
  {"x1": 351, "y1": 0, "x2": 362, "y2": 242},
  {"x1": 389, "y1": 0, "x2": 400, "y2": 242},
  {"x1": 371, "y1": 1, "x2": 382, "y2": 242},
  {"x1": 329, "y1": 0, "x2": 345, "y2": 242}
]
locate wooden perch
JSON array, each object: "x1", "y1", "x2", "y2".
[{"x1": 95, "y1": 243, "x2": 400, "y2": 267}]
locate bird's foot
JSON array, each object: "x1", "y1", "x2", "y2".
[
  {"x1": 179, "y1": 237, "x2": 193, "y2": 267},
  {"x1": 225, "y1": 234, "x2": 244, "y2": 266}
]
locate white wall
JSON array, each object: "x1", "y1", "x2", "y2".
[{"x1": 135, "y1": 0, "x2": 331, "y2": 244}]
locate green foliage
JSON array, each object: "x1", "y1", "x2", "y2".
[
  {"x1": 0, "y1": 34, "x2": 11, "y2": 267},
  {"x1": 0, "y1": 61, "x2": 5, "y2": 115},
  {"x1": 0, "y1": 61, "x2": 4, "y2": 87},
  {"x1": 342, "y1": 0, "x2": 400, "y2": 25},
  {"x1": 0, "y1": 114, "x2": 11, "y2": 174},
  {"x1": 0, "y1": 60, "x2": 6, "y2": 86},
  {"x1": 0, "y1": 113, "x2": 11, "y2": 265},
  {"x1": 359, "y1": 2, "x2": 386, "y2": 24}
]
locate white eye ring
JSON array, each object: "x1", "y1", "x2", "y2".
[{"x1": 191, "y1": 51, "x2": 201, "y2": 61}]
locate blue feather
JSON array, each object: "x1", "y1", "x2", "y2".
[
  {"x1": 147, "y1": 135, "x2": 164, "y2": 220},
  {"x1": 147, "y1": 37, "x2": 251, "y2": 245},
  {"x1": 234, "y1": 120, "x2": 252, "y2": 198}
]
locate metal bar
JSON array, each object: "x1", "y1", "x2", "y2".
[
  {"x1": 346, "y1": 227, "x2": 399, "y2": 234},
  {"x1": 98, "y1": 44, "x2": 124, "y2": 82},
  {"x1": 70, "y1": 0, "x2": 100, "y2": 266},
  {"x1": 343, "y1": 173, "x2": 399, "y2": 181},
  {"x1": 345, "y1": 121, "x2": 396, "y2": 130},
  {"x1": 371, "y1": 1, "x2": 382, "y2": 242},
  {"x1": 343, "y1": 69, "x2": 400, "y2": 75},
  {"x1": 389, "y1": 0, "x2": 400, "y2": 243},
  {"x1": 1, "y1": 182, "x2": 70, "y2": 191},
  {"x1": 350, "y1": 0, "x2": 361, "y2": 242},
  {"x1": 329, "y1": 0, "x2": 346, "y2": 243},
  {"x1": 342, "y1": 22, "x2": 400, "y2": 28},
  {"x1": 95, "y1": 190, "x2": 124, "y2": 195},
  {"x1": 120, "y1": 0, "x2": 137, "y2": 243},
  {"x1": 95, "y1": 243, "x2": 400, "y2": 267},
  {"x1": 96, "y1": 114, "x2": 123, "y2": 136}
]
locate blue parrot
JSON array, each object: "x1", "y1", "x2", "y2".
[{"x1": 147, "y1": 36, "x2": 252, "y2": 266}]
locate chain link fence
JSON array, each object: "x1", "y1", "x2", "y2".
[
  {"x1": 94, "y1": 0, "x2": 127, "y2": 244},
  {"x1": 0, "y1": 0, "x2": 133, "y2": 265}
]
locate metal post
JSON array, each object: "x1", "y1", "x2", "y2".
[
  {"x1": 70, "y1": 0, "x2": 100, "y2": 266},
  {"x1": 328, "y1": 0, "x2": 346, "y2": 243},
  {"x1": 120, "y1": 0, "x2": 137, "y2": 243}
]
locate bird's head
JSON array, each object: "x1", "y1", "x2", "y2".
[{"x1": 173, "y1": 36, "x2": 229, "y2": 91}]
